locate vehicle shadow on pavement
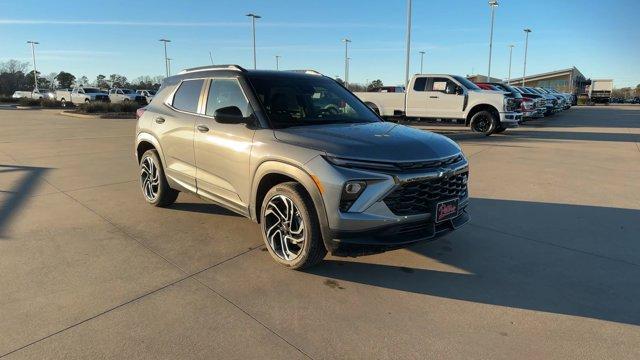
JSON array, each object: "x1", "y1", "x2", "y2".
[
  {"x1": 308, "y1": 198, "x2": 640, "y2": 326},
  {"x1": 0, "y1": 164, "x2": 50, "y2": 239}
]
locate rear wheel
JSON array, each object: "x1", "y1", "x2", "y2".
[
  {"x1": 470, "y1": 110, "x2": 498, "y2": 135},
  {"x1": 139, "y1": 149, "x2": 178, "y2": 207},
  {"x1": 60, "y1": 98, "x2": 67, "y2": 107},
  {"x1": 260, "y1": 182, "x2": 326, "y2": 269}
]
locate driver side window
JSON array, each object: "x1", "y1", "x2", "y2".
[
  {"x1": 427, "y1": 77, "x2": 458, "y2": 94},
  {"x1": 205, "y1": 78, "x2": 251, "y2": 117}
]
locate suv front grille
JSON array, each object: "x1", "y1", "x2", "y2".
[{"x1": 383, "y1": 172, "x2": 468, "y2": 216}]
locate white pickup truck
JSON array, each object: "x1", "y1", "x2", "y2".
[
  {"x1": 355, "y1": 74, "x2": 522, "y2": 135},
  {"x1": 108, "y1": 88, "x2": 147, "y2": 104},
  {"x1": 12, "y1": 90, "x2": 46, "y2": 100},
  {"x1": 55, "y1": 87, "x2": 110, "y2": 107}
]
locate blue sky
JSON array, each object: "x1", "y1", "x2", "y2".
[{"x1": 1, "y1": 0, "x2": 639, "y2": 87}]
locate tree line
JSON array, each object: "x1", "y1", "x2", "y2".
[{"x1": 0, "y1": 59, "x2": 163, "y2": 96}]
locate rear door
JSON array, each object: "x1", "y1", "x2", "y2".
[
  {"x1": 194, "y1": 77, "x2": 256, "y2": 211},
  {"x1": 154, "y1": 79, "x2": 205, "y2": 192},
  {"x1": 406, "y1": 76, "x2": 428, "y2": 117},
  {"x1": 425, "y1": 77, "x2": 465, "y2": 119}
]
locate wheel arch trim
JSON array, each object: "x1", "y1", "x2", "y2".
[{"x1": 250, "y1": 161, "x2": 332, "y2": 252}]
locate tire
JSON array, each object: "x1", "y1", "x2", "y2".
[
  {"x1": 494, "y1": 126, "x2": 507, "y2": 133},
  {"x1": 139, "y1": 149, "x2": 178, "y2": 207},
  {"x1": 260, "y1": 182, "x2": 327, "y2": 269},
  {"x1": 60, "y1": 98, "x2": 67, "y2": 107},
  {"x1": 470, "y1": 110, "x2": 498, "y2": 135},
  {"x1": 85, "y1": 99, "x2": 90, "y2": 103}
]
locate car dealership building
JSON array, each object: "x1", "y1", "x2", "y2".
[{"x1": 509, "y1": 67, "x2": 587, "y2": 95}]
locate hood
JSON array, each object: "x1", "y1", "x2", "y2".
[{"x1": 274, "y1": 122, "x2": 461, "y2": 162}]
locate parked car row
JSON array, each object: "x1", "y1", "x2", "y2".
[{"x1": 11, "y1": 86, "x2": 155, "y2": 107}]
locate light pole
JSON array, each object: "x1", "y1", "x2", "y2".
[
  {"x1": 507, "y1": 44, "x2": 514, "y2": 84},
  {"x1": 522, "y1": 28, "x2": 532, "y2": 86},
  {"x1": 275, "y1": 55, "x2": 281, "y2": 70},
  {"x1": 209, "y1": 51, "x2": 214, "y2": 65},
  {"x1": 404, "y1": 0, "x2": 412, "y2": 88},
  {"x1": 418, "y1": 51, "x2": 426, "y2": 74},
  {"x1": 27, "y1": 41, "x2": 39, "y2": 91},
  {"x1": 159, "y1": 39, "x2": 171, "y2": 78},
  {"x1": 167, "y1": 58, "x2": 172, "y2": 76},
  {"x1": 341, "y1": 38, "x2": 351, "y2": 87},
  {"x1": 347, "y1": 57, "x2": 352, "y2": 88},
  {"x1": 246, "y1": 13, "x2": 261, "y2": 69},
  {"x1": 487, "y1": 1, "x2": 498, "y2": 81}
]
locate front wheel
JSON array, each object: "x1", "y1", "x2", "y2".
[
  {"x1": 470, "y1": 110, "x2": 498, "y2": 135},
  {"x1": 260, "y1": 182, "x2": 327, "y2": 269},
  {"x1": 60, "y1": 98, "x2": 67, "y2": 107},
  {"x1": 139, "y1": 149, "x2": 178, "y2": 207}
]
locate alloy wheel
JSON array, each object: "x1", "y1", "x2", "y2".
[
  {"x1": 140, "y1": 156, "x2": 160, "y2": 201},
  {"x1": 264, "y1": 195, "x2": 305, "y2": 261},
  {"x1": 474, "y1": 115, "x2": 490, "y2": 133}
]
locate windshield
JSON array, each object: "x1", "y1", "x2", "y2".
[
  {"x1": 493, "y1": 84, "x2": 523, "y2": 98},
  {"x1": 121, "y1": 89, "x2": 134, "y2": 94},
  {"x1": 247, "y1": 74, "x2": 380, "y2": 128},
  {"x1": 147, "y1": 91, "x2": 156, "y2": 95},
  {"x1": 452, "y1": 76, "x2": 481, "y2": 90},
  {"x1": 83, "y1": 88, "x2": 101, "y2": 93}
]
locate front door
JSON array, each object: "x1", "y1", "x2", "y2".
[
  {"x1": 425, "y1": 77, "x2": 466, "y2": 119},
  {"x1": 194, "y1": 78, "x2": 256, "y2": 212}
]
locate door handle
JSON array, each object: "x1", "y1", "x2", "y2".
[
  {"x1": 155, "y1": 117, "x2": 165, "y2": 124},
  {"x1": 197, "y1": 125, "x2": 209, "y2": 132},
  {"x1": 429, "y1": 96, "x2": 439, "y2": 99}
]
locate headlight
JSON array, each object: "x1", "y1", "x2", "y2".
[
  {"x1": 323, "y1": 155, "x2": 399, "y2": 172},
  {"x1": 340, "y1": 180, "x2": 367, "y2": 212}
]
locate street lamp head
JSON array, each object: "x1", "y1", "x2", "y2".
[
  {"x1": 27, "y1": 41, "x2": 39, "y2": 45},
  {"x1": 419, "y1": 51, "x2": 426, "y2": 55},
  {"x1": 246, "y1": 13, "x2": 261, "y2": 19},
  {"x1": 508, "y1": 44, "x2": 515, "y2": 48},
  {"x1": 342, "y1": 38, "x2": 351, "y2": 43},
  {"x1": 489, "y1": 0, "x2": 498, "y2": 7},
  {"x1": 159, "y1": 39, "x2": 171, "y2": 43},
  {"x1": 524, "y1": 28, "x2": 532, "y2": 33}
]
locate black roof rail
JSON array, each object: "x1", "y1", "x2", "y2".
[{"x1": 179, "y1": 64, "x2": 247, "y2": 74}]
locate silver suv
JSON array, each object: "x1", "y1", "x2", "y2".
[{"x1": 135, "y1": 65, "x2": 470, "y2": 269}]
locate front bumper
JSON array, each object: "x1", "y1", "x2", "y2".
[
  {"x1": 304, "y1": 154, "x2": 470, "y2": 255},
  {"x1": 330, "y1": 205, "x2": 469, "y2": 256},
  {"x1": 500, "y1": 112, "x2": 522, "y2": 127}
]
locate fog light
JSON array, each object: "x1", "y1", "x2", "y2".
[
  {"x1": 345, "y1": 182, "x2": 363, "y2": 194},
  {"x1": 340, "y1": 181, "x2": 367, "y2": 212}
]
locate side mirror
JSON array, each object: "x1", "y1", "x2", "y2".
[{"x1": 214, "y1": 106, "x2": 246, "y2": 124}]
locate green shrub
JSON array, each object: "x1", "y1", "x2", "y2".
[
  {"x1": 18, "y1": 98, "x2": 41, "y2": 106},
  {"x1": 40, "y1": 99, "x2": 64, "y2": 108},
  {"x1": 76, "y1": 101, "x2": 142, "y2": 114}
]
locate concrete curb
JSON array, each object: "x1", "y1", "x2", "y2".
[
  {"x1": 15, "y1": 106, "x2": 41, "y2": 110},
  {"x1": 59, "y1": 111, "x2": 99, "y2": 119}
]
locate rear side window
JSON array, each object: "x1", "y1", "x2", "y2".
[
  {"x1": 172, "y1": 79, "x2": 204, "y2": 113},
  {"x1": 413, "y1": 77, "x2": 427, "y2": 91},
  {"x1": 205, "y1": 78, "x2": 251, "y2": 117}
]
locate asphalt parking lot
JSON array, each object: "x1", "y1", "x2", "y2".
[{"x1": 1, "y1": 106, "x2": 639, "y2": 359}]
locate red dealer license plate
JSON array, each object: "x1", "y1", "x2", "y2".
[{"x1": 435, "y1": 199, "x2": 459, "y2": 223}]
